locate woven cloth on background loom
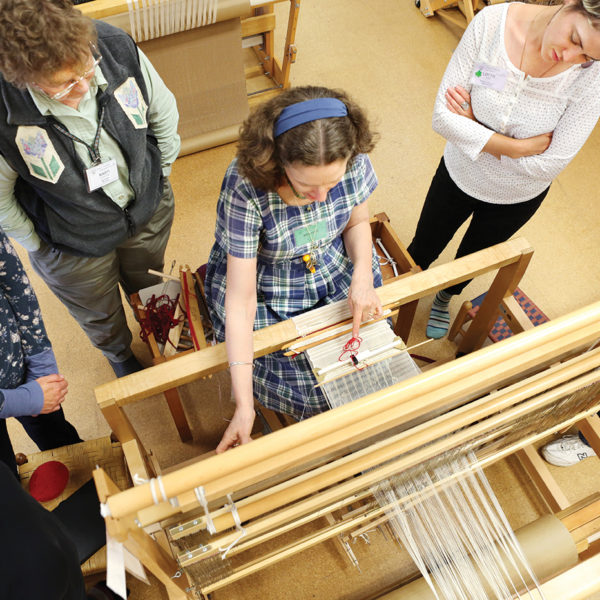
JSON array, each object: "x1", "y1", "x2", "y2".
[{"x1": 99, "y1": 0, "x2": 250, "y2": 154}]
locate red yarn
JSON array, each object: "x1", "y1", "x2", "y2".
[
  {"x1": 29, "y1": 460, "x2": 69, "y2": 502},
  {"x1": 139, "y1": 293, "x2": 182, "y2": 346},
  {"x1": 338, "y1": 336, "x2": 362, "y2": 362}
]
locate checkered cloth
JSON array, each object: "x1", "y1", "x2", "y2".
[
  {"x1": 204, "y1": 154, "x2": 382, "y2": 418},
  {"x1": 468, "y1": 287, "x2": 549, "y2": 342}
]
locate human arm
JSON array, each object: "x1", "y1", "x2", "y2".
[
  {"x1": 445, "y1": 85, "x2": 553, "y2": 159},
  {"x1": 430, "y1": 10, "x2": 500, "y2": 161},
  {"x1": 343, "y1": 201, "x2": 382, "y2": 338},
  {"x1": 216, "y1": 254, "x2": 257, "y2": 453},
  {"x1": 0, "y1": 348, "x2": 67, "y2": 418},
  {"x1": 0, "y1": 154, "x2": 41, "y2": 251},
  {"x1": 137, "y1": 47, "x2": 181, "y2": 175},
  {"x1": 493, "y1": 88, "x2": 600, "y2": 180},
  {"x1": 0, "y1": 375, "x2": 67, "y2": 418}
]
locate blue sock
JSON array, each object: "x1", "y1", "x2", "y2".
[{"x1": 426, "y1": 290, "x2": 452, "y2": 339}]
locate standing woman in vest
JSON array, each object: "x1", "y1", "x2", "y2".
[
  {"x1": 407, "y1": 0, "x2": 600, "y2": 339},
  {"x1": 0, "y1": 0, "x2": 180, "y2": 377},
  {"x1": 204, "y1": 86, "x2": 383, "y2": 453}
]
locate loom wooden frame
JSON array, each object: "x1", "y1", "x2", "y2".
[
  {"x1": 91, "y1": 237, "x2": 600, "y2": 598},
  {"x1": 129, "y1": 213, "x2": 419, "y2": 445}
]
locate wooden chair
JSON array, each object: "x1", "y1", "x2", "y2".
[{"x1": 416, "y1": 0, "x2": 485, "y2": 29}]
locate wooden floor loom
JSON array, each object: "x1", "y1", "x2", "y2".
[
  {"x1": 93, "y1": 237, "x2": 600, "y2": 599},
  {"x1": 78, "y1": 0, "x2": 301, "y2": 155}
]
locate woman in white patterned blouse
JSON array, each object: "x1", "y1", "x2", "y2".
[{"x1": 407, "y1": 0, "x2": 600, "y2": 339}]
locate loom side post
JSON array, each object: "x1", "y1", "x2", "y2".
[
  {"x1": 93, "y1": 467, "x2": 193, "y2": 599},
  {"x1": 457, "y1": 245, "x2": 533, "y2": 354}
]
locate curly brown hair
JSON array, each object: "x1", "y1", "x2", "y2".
[
  {"x1": 237, "y1": 86, "x2": 378, "y2": 191},
  {"x1": 0, "y1": 0, "x2": 97, "y2": 88}
]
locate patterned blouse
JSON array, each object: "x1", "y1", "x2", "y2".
[
  {"x1": 433, "y1": 2, "x2": 600, "y2": 204},
  {"x1": 0, "y1": 229, "x2": 54, "y2": 418}
]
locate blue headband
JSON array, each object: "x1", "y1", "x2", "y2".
[{"x1": 274, "y1": 98, "x2": 348, "y2": 137}]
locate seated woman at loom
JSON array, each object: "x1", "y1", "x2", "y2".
[{"x1": 205, "y1": 86, "x2": 383, "y2": 453}]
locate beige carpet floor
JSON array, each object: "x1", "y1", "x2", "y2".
[{"x1": 7, "y1": 0, "x2": 600, "y2": 598}]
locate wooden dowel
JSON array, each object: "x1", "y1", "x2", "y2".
[{"x1": 147, "y1": 268, "x2": 179, "y2": 282}]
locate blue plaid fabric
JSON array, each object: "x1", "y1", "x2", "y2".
[{"x1": 205, "y1": 154, "x2": 382, "y2": 418}]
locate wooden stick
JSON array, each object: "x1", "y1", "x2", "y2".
[{"x1": 147, "y1": 268, "x2": 179, "y2": 282}]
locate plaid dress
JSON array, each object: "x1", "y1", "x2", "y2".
[{"x1": 204, "y1": 153, "x2": 382, "y2": 419}]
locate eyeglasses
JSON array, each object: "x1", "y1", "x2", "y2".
[{"x1": 36, "y1": 43, "x2": 102, "y2": 101}]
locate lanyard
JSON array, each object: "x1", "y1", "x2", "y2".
[{"x1": 52, "y1": 105, "x2": 106, "y2": 166}]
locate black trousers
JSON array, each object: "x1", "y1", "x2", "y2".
[
  {"x1": 407, "y1": 157, "x2": 549, "y2": 296},
  {"x1": 0, "y1": 461, "x2": 87, "y2": 600},
  {"x1": 0, "y1": 407, "x2": 82, "y2": 478}
]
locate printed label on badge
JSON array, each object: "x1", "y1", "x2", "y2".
[
  {"x1": 470, "y1": 63, "x2": 508, "y2": 91},
  {"x1": 293, "y1": 220, "x2": 328, "y2": 247},
  {"x1": 85, "y1": 158, "x2": 118, "y2": 192}
]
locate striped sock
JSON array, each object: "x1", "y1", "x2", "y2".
[{"x1": 426, "y1": 290, "x2": 452, "y2": 339}]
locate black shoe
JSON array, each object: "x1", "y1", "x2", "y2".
[{"x1": 108, "y1": 354, "x2": 143, "y2": 378}]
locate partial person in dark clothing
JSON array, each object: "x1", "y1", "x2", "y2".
[
  {"x1": 0, "y1": 460, "x2": 87, "y2": 600},
  {"x1": 0, "y1": 460, "x2": 125, "y2": 600}
]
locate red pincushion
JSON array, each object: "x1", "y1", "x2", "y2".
[{"x1": 29, "y1": 460, "x2": 69, "y2": 502}]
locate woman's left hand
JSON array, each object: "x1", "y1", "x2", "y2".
[
  {"x1": 446, "y1": 86, "x2": 475, "y2": 121},
  {"x1": 348, "y1": 276, "x2": 383, "y2": 338}
]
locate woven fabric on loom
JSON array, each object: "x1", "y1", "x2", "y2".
[
  {"x1": 303, "y1": 320, "x2": 421, "y2": 409},
  {"x1": 469, "y1": 287, "x2": 549, "y2": 342}
]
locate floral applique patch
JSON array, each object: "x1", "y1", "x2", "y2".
[
  {"x1": 16, "y1": 126, "x2": 64, "y2": 184},
  {"x1": 114, "y1": 77, "x2": 148, "y2": 129}
]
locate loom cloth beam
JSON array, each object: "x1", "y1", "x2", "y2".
[{"x1": 375, "y1": 514, "x2": 581, "y2": 599}]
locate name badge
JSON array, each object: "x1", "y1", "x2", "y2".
[
  {"x1": 85, "y1": 158, "x2": 118, "y2": 192},
  {"x1": 470, "y1": 62, "x2": 508, "y2": 91},
  {"x1": 293, "y1": 220, "x2": 328, "y2": 247}
]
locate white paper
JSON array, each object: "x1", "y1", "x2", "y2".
[{"x1": 106, "y1": 533, "x2": 128, "y2": 599}]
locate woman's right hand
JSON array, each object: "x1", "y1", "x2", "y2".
[
  {"x1": 36, "y1": 374, "x2": 68, "y2": 414},
  {"x1": 216, "y1": 402, "x2": 255, "y2": 453}
]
